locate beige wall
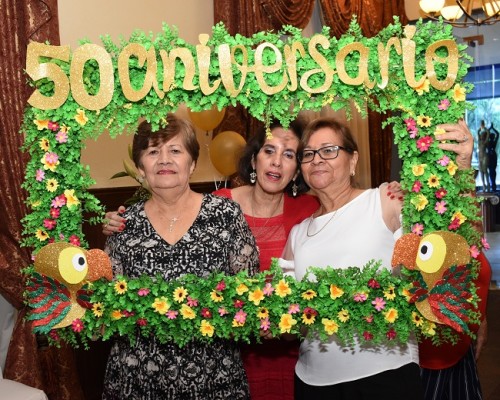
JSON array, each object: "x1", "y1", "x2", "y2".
[{"x1": 58, "y1": 1, "x2": 221, "y2": 188}]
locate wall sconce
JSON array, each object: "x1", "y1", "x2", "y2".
[{"x1": 419, "y1": 0, "x2": 499, "y2": 26}]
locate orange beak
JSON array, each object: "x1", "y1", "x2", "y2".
[
  {"x1": 391, "y1": 233, "x2": 421, "y2": 270},
  {"x1": 85, "y1": 249, "x2": 113, "y2": 281}
]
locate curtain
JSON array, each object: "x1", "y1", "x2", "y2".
[
  {"x1": 0, "y1": 0, "x2": 84, "y2": 398},
  {"x1": 319, "y1": 0, "x2": 408, "y2": 186}
]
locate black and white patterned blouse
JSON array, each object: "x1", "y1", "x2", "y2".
[{"x1": 103, "y1": 194, "x2": 259, "y2": 400}]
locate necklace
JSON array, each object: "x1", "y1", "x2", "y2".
[
  {"x1": 306, "y1": 188, "x2": 354, "y2": 237},
  {"x1": 168, "y1": 216, "x2": 179, "y2": 232},
  {"x1": 250, "y1": 193, "x2": 284, "y2": 231},
  {"x1": 306, "y1": 208, "x2": 338, "y2": 237}
]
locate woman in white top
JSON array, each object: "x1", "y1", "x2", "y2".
[{"x1": 282, "y1": 117, "x2": 473, "y2": 400}]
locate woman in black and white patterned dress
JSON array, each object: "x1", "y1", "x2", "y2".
[{"x1": 102, "y1": 115, "x2": 259, "y2": 400}]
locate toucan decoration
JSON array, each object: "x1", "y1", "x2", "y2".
[
  {"x1": 26, "y1": 242, "x2": 112, "y2": 333},
  {"x1": 391, "y1": 231, "x2": 473, "y2": 333}
]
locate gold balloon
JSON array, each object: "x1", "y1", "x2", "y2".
[
  {"x1": 209, "y1": 131, "x2": 246, "y2": 176},
  {"x1": 188, "y1": 105, "x2": 226, "y2": 132}
]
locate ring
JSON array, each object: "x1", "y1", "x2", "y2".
[{"x1": 462, "y1": 134, "x2": 468, "y2": 143}]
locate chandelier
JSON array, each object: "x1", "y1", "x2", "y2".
[{"x1": 419, "y1": 0, "x2": 500, "y2": 27}]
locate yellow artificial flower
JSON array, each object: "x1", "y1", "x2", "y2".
[
  {"x1": 92, "y1": 302, "x2": 104, "y2": 317},
  {"x1": 200, "y1": 320, "x2": 215, "y2": 337},
  {"x1": 275, "y1": 280, "x2": 291, "y2": 298},
  {"x1": 41, "y1": 153, "x2": 59, "y2": 172},
  {"x1": 257, "y1": 307, "x2": 269, "y2": 319},
  {"x1": 111, "y1": 310, "x2": 123, "y2": 320},
  {"x1": 417, "y1": 115, "x2": 432, "y2": 127},
  {"x1": 415, "y1": 78, "x2": 430, "y2": 95},
  {"x1": 75, "y1": 109, "x2": 88, "y2": 126},
  {"x1": 447, "y1": 160, "x2": 458, "y2": 176},
  {"x1": 248, "y1": 288, "x2": 264, "y2": 305},
  {"x1": 452, "y1": 211, "x2": 467, "y2": 225},
  {"x1": 412, "y1": 164, "x2": 426, "y2": 176},
  {"x1": 412, "y1": 312, "x2": 424, "y2": 327},
  {"x1": 338, "y1": 309, "x2": 350, "y2": 323},
  {"x1": 173, "y1": 286, "x2": 188, "y2": 303},
  {"x1": 384, "y1": 308, "x2": 398, "y2": 323},
  {"x1": 36, "y1": 229, "x2": 48, "y2": 241},
  {"x1": 411, "y1": 194, "x2": 428, "y2": 211},
  {"x1": 322, "y1": 318, "x2": 339, "y2": 335},
  {"x1": 31, "y1": 200, "x2": 42, "y2": 208},
  {"x1": 34, "y1": 119, "x2": 49, "y2": 130},
  {"x1": 152, "y1": 297, "x2": 170, "y2": 314},
  {"x1": 46, "y1": 178, "x2": 58, "y2": 192},
  {"x1": 383, "y1": 286, "x2": 396, "y2": 300},
  {"x1": 180, "y1": 304, "x2": 196, "y2": 319},
  {"x1": 210, "y1": 290, "x2": 224, "y2": 303},
  {"x1": 236, "y1": 283, "x2": 249, "y2": 295},
  {"x1": 452, "y1": 84, "x2": 466, "y2": 102},
  {"x1": 39, "y1": 138, "x2": 50, "y2": 151},
  {"x1": 302, "y1": 313, "x2": 316, "y2": 325},
  {"x1": 423, "y1": 321, "x2": 437, "y2": 336},
  {"x1": 279, "y1": 314, "x2": 297, "y2": 333},
  {"x1": 232, "y1": 320, "x2": 244, "y2": 327},
  {"x1": 59, "y1": 124, "x2": 70, "y2": 133},
  {"x1": 114, "y1": 280, "x2": 128, "y2": 294},
  {"x1": 330, "y1": 284, "x2": 344, "y2": 299},
  {"x1": 302, "y1": 289, "x2": 317, "y2": 300},
  {"x1": 434, "y1": 127, "x2": 446, "y2": 137},
  {"x1": 402, "y1": 287, "x2": 412, "y2": 301},
  {"x1": 427, "y1": 175, "x2": 440, "y2": 188},
  {"x1": 64, "y1": 189, "x2": 80, "y2": 208}
]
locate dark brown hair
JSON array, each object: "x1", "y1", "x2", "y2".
[
  {"x1": 132, "y1": 114, "x2": 200, "y2": 168},
  {"x1": 237, "y1": 118, "x2": 309, "y2": 196}
]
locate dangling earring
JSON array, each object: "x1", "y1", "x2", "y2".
[
  {"x1": 350, "y1": 171, "x2": 356, "y2": 177},
  {"x1": 292, "y1": 180, "x2": 298, "y2": 197},
  {"x1": 250, "y1": 169, "x2": 257, "y2": 184}
]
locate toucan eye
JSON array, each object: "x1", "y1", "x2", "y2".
[
  {"x1": 72, "y1": 254, "x2": 87, "y2": 272},
  {"x1": 59, "y1": 246, "x2": 89, "y2": 284},
  {"x1": 415, "y1": 233, "x2": 446, "y2": 274},
  {"x1": 419, "y1": 241, "x2": 433, "y2": 261}
]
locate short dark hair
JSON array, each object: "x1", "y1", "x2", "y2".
[
  {"x1": 237, "y1": 118, "x2": 309, "y2": 196},
  {"x1": 132, "y1": 114, "x2": 200, "y2": 168},
  {"x1": 302, "y1": 117, "x2": 358, "y2": 153}
]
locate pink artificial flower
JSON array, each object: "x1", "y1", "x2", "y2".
[
  {"x1": 48, "y1": 121, "x2": 59, "y2": 131},
  {"x1": 416, "y1": 136, "x2": 433, "y2": 152},
  {"x1": 138, "y1": 288, "x2": 150, "y2": 296},
  {"x1": 166, "y1": 310, "x2": 178, "y2": 319},
  {"x1": 136, "y1": 318, "x2": 148, "y2": 326},
  {"x1": 43, "y1": 219, "x2": 57, "y2": 230},
  {"x1": 44, "y1": 152, "x2": 59, "y2": 165},
  {"x1": 437, "y1": 155, "x2": 450, "y2": 166},
  {"x1": 122, "y1": 310, "x2": 135, "y2": 317},
  {"x1": 372, "y1": 297, "x2": 386, "y2": 311},
  {"x1": 353, "y1": 293, "x2": 367, "y2": 302},
  {"x1": 201, "y1": 308, "x2": 212, "y2": 318},
  {"x1": 303, "y1": 307, "x2": 318, "y2": 316},
  {"x1": 69, "y1": 235, "x2": 80, "y2": 246},
  {"x1": 365, "y1": 315, "x2": 374, "y2": 323},
  {"x1": 36, "y1": 169, "x2": 45, "y2": 182},
  {"x1": 435, "y1": 188, "x2": 447, "y2": 199},
  {"x1": 48, "y1": 238, "x2": 55, "y2": 244},
  {"x1": 55, "y1": 130, "x2": 68, "y2": 143},
  {"x1": 186, "y1": 297, "x2": 198, "y2": 307},
  {"x1": 438, "y1": 99, "x2": 450, "y2": 110},
  {"x1": 49, "y1": 208, "x2": 60, "y2": 219},
  {"x1": 434, "y1": 201, "x2": 447, "y2": 215},
  {"x1": 215, "y1": 280, "x2": 226, "y2": 291},
  {"x1": 260, "y1": 318, "x2": 271, "y2": 331},
  {"x1": 386, "y1": 328, "x2": 397, "y2": 340},
  {"x1": 448, "y1": 218, "x2": 461, "y2": 231},
  {"x1": 49, "y1": 330, "x2": 60, "y2": 341},
  {"x1": 218, "y1": 307, "x2": 228, "y2": 316},
  {"x1": 469, "y1": 245, "x2": 480, "y2": 259},
  {"x1": 481, "y1": 237, "x2": 490, "y2": 250},
  {"x1": 72, "y1": 319, "x2": 84, "y2": 332},
  {"x1": 368, "y1": 279, "x2": 380, "y2": 289},
  {"x1": 404, "y1": 118, "x2": 417, "y2": 130},
  {"x1": 288, "y1": 304, "x2": 300, "y2": 314},
  {"x1": 412, "y1": 181, "x2": 422, "y2": 193},
  {"x1": 411, "y1": 223, "x2": 424, "y2": 235},
  {"x1": 234, "y1": 309, "x2": 247, "y2": 324},
  {"x1": 363, "y1": 331, "x2": 374, "y2": 341},
  {"x1": 51, "y1": 194, "x2": 67, "y2": 208},
  {"x1": 263, "y1": 282, "x2": 274, "y2": 296},
  {"x1": 234, "y1": 299, "x2": 245, "y2": 308}
]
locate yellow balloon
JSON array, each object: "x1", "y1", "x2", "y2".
[
  {"x1": 209, "y1": 131, "x2": 246, "y2": 176},
  {"x1": 188, "y1": 105, "x2": 226, "y2": 131}
]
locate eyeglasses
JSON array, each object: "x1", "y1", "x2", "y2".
[{"x1": 299, "y1": 145, "x2": 353, "y2": 164}]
